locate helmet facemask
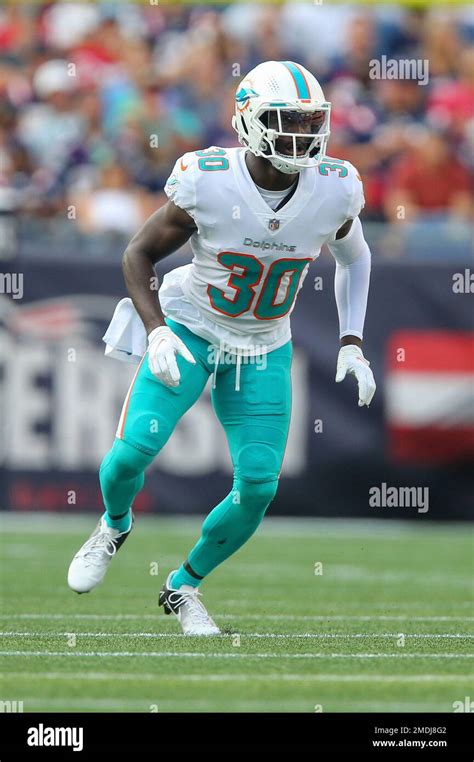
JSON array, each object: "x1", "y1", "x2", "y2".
[{"x1": 234, "y1": 101, "x2": 331, "y2": 175}]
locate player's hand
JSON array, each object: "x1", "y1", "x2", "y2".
[
  {"x1": 335, "y1": 345, "x2": 376, "y2": 408},
  {"x1": 147, "y1": 326, "x2": 196, "y2": 387}
]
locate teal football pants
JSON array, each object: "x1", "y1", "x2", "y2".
[{"x1": 99, "y1": 318, "x2": 292, "y2": 582}]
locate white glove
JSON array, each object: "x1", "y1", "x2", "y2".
[
  {"x1": 147, "y1": 326, "x2": 196, "y2": 387},
  {"x1": 335, "y1": 344, "x2": 376, "y2": 408}
]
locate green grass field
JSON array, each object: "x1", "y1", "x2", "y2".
[{"x1": 0, "y1": 512, "x2": 473, "y2": 713}]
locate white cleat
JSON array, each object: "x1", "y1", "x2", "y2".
[
  {"x1": 67, "y1": 515, "x2": 134, "y2": 594},
  {"x1": 159, "y1": 570, "x2": 221, "y2": 636}
]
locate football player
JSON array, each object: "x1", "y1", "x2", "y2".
[{"x1": 68, "y1": 61, "x2": 376, "y2": 635}]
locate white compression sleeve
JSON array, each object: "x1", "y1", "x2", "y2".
[{"x1": 327, "y1": 217, "x2": 371, "y2": 340}]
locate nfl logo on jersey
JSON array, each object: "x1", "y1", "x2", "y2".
[{"x1": 268, "y1": 218, "x2": 280, "y2": 231}]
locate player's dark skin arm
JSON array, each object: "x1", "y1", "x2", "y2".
[
  {"x1": 122, "y1": 200, "x2": 197, "y2": 335},
  {"x1": 246, "y1": 152, "x2": 363, "y2": 349}
]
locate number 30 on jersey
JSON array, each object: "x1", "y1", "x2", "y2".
[{"x1": 208, "y1": 252, "x2": 311, "y2": 320}]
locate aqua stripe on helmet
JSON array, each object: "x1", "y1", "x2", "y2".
[{"x1": 281, "y1": 61, "x2": 310, "y2": 99}]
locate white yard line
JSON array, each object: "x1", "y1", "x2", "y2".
[
  {"x1": 1, "y1": 632, "x2": 473, "y2": 639},
  {"x1": 1, "y1": 650, "x2": 473, "y2": 659},
  {"x1": 2, "y1": 671, "x2": 468, "y2": 683},
  {"x1": 0, "y1": 613, "x2": 472, "y2": 622}
]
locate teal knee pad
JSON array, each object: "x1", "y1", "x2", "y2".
[
  {"x1": 235, "y1": 477, "x2": 279, "y2": 511},
  {"x1": 123, "y1": 409, "x2": 175, "y2": 456},
  {"x1": 100, "y1": 438, "x2": 153, "y2": 484},
  {"x1": 238, "y1": 442, "x2": 281, "y2": 484},
  {"x1": 235, "y1": 443, "x2": 280, "y2": 510}
]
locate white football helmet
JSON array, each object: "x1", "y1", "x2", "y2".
[{"x1": 232, "y1": 60, "x2": 331, "y2": 174}]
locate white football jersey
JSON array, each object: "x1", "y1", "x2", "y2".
[{"x1": 160, "y1": 146, "x2": 364, "y2": 354}]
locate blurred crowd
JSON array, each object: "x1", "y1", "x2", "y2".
[{"x1": 0, "y1": 2, "x2": 473, "y2": 242}]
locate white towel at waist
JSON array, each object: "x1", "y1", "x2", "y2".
[{"x1": 102, "y1": 297, "x2": 147, "y2": 364}]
